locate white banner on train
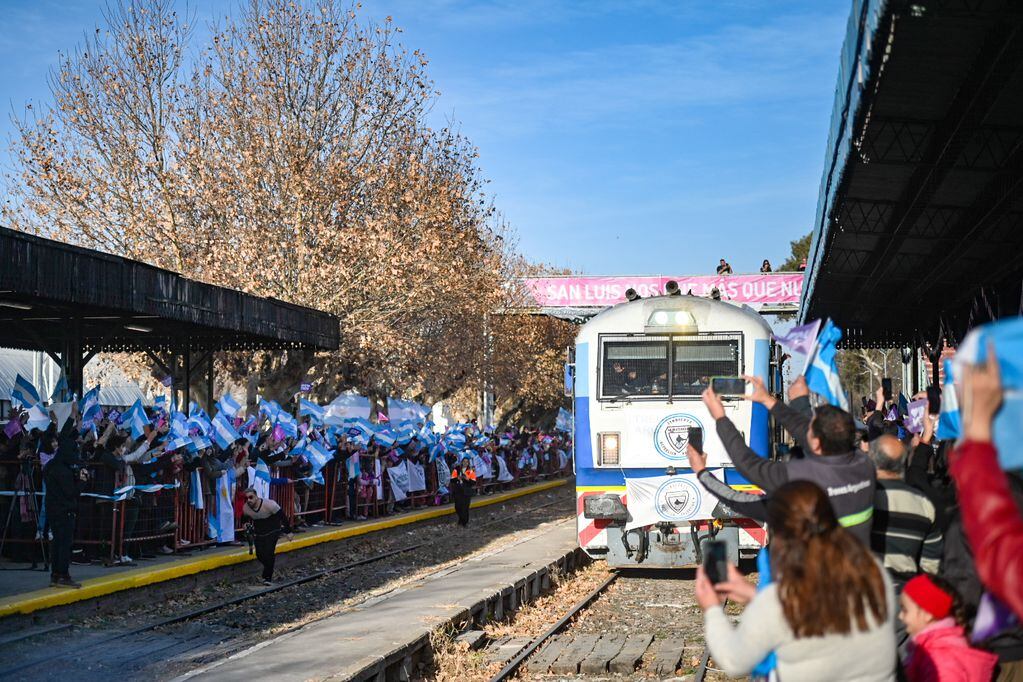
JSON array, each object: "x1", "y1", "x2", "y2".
[{"x1": 624, "y1": 470, "x2": 723, "y2": 530}]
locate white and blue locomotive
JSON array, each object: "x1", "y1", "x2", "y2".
[{"x1": 571, "y1": 285, "x2": 777, "y2": 567}]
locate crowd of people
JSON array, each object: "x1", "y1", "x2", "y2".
[
  {"x1": 688, "y1": 332, "x2": 1022, "y2": 681},
  {"x1": 0, "y1": 390, "x2": 572, "y2": 588}
]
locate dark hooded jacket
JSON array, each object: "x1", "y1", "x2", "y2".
[{"x1": 43, "y1": 418, "x2": 84, "y2": 516}]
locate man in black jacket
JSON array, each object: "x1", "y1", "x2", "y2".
[
  {"x1": 44, "y1": 405, "x2": 88, "y2": 588},
  {"x1": 702, "y1": 375, "x2": 876, "y2": 545}
]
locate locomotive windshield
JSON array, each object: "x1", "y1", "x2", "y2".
[
  {"x1": 671, "y1": 339, "x2": 741, "y2": 396},
  {"x1": 599, "y1": 333, "x2": 742, "y2": 399},
  {"x1": 601, "y1": 340, "x2": 669, "y2": 397}
]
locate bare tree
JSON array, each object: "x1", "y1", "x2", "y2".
[{"x1": 5, "y1": 0, "x2": 567, "y2": 413}]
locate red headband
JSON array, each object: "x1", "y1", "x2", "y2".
[{"x1": 904, "y1": 575, "x2": 953, "y2": 619}]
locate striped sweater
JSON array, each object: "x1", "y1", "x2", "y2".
[{"x1": 871, "y1": 479, "x2": 943, "y2": 579}]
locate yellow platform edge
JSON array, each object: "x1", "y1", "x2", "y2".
[{"x1": 0, "y1": 478, "x2": 568, "y2": 619}]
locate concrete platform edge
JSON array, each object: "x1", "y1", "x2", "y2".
[{"x1": 0, "y1": 478, "x2": 568, "y2": 619}]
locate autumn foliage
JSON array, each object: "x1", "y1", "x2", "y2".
[{"x1": 2, "y1": 0, "x2": 569, "y2": 421}]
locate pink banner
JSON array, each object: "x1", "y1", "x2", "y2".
[{"x1": 522, "y1": 274, "x2": 804, "y2": 307}]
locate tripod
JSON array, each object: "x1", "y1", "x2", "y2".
[{"x1": 0, "y1": 462, "x2": 49, "y2": 572}]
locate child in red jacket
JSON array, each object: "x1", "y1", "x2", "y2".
[{"x1": 900, "y1": 574, "x2": 998, "y2": 681}]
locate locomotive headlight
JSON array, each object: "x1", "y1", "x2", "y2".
[
  {"x1": 598, "y1": 432, "x2": 620, "y2": 466},
  {"x1": 645, "y1": 307, "x2": 698, "y2": 333},
  {"x1": 583, "y1": 494, "x2": 628, "y2": 521}
]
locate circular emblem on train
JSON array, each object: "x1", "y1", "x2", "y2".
[
  {"x1": 653, "y1": 413, "x2": 704, "y2": 460},
  {"x1": 654, "y1": 477, "x2": 702, "y2": 521}
]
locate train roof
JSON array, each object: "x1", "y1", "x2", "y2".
[{"x1": 575, "y1": 294, "x2": 773, "y2": 343}]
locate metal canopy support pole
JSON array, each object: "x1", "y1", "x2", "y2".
[
  {"x1": 206, "y1": 352, "x2": 214, "y2": 413},
  {"x1": 911, "y1": 345, "x2": 921, "y2": 395},
  {"x1": 64, "y1": 318, "x2": 84, "y2": 397},
  {"x1": 183, "y1": 344, "x2": 191, "y2": 412}
]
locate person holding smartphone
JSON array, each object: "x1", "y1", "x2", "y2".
[
  {"x1": 702, "y1": 375, "x2": 877, "y2": 545},
  {"x1": 695, "y1": 480, "x2": 896, "y2": 680}
]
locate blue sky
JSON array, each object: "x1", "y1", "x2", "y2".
[{"x1": 0, "y1": 0, "x2": 849, "y2": 275}]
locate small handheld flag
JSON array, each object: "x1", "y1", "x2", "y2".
[
  {"x1": 12, "y1": 374, "x2": 42, "y2": 409},
  {"x1": 210, "y1": 411, "x2": 242, "y2": 450},
  {"x1": 299, "y1": 398, "x2": 325, "y2": 425},
  {"x1": 935, "y1": 360, "x2": 961, "y2": 441},
  {"x1": 216, "y1": 394, "x2": 242, "y2": 420},
  {"x1": 803, "y1": 319, "x2": 850, "y2": 410},
  {"x1": 773, "y1": 319, "x2": 822, "y2": 359}
]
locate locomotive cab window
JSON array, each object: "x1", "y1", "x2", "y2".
[
  {"x1": 601, "y1": 340, "x2": 669, "y2": 397},
  {"x1": 671, "y1": 338, "x2": 741, "y2": 396}
]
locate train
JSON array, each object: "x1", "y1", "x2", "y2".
[{"x1": 570, "y1": 284, "x2": 778, "y2": 567}]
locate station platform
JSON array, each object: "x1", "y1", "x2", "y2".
[
  {"x1": 0, "y1": 478, "x2": 567, "y2": 619},
  {"x1": 182, "y1": 518, "x2": 580, "y2": 681}
]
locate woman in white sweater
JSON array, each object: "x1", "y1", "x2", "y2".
[{"x1": 696, "y1": 480, "x2": 897, "y2": 681}]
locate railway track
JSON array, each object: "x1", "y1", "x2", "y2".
[
  {"x1": 0, "y1": 492, "x2": 572, "y2": 681},
  {"x1": 466, "y1": 566, "x2": 732, "y2": 681}
]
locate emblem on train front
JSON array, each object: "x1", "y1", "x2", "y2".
[
  {"x1": 653, "y1": 413, "x2": 703, "y2": 460},
  {"x1": 654, "y1": 477, "x2": 702, "y2": 520}
]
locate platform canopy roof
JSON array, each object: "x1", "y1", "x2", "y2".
[
  {"x1": 799, "y1": 0, "x2": 1023, "y2": 347},
  {"x1": 0, "y1": 226, "x2": 340, "y2": 355}
]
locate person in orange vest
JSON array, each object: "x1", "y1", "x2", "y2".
[{"x1": 450, "y1": 456, "x2": 477, "y2": 527}]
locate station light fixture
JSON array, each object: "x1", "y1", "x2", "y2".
[
  {"x1": 0, "y1": 301, "x2": 33, "y2": 310},
  {"x1": 124, "y1": 324, "x2": 153, "y2": 333},
  {"x1": 598, "y1": 431, "x2": 620, "y2": 466}
]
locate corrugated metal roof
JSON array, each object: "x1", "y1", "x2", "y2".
[{"x1": 0, "y1": 349, "x2": 146, "y2": 407}]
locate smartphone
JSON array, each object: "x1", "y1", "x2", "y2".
[
  {"x1": 927, "y1": 385, "x2": 941, "y2": 415},
  {"x1": 688, "y1": 426, "x2": 703, "y2": 453},
  {"x1": 711, "y1": 376, "x2": 746, "y2": 397},
  {"x1": 881, "y1": 377, "x2": 893, "y2": 402},
  {"x1": 703, "y1": 539, "x2": 728, "y2": 584}
]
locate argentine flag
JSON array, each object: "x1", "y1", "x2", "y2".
[
  {"x1": 211, "y1": 411, "x2": 242, "y2": 450},
  {"x1": 50, "y1": 372, "x2": 69, "y2": 403},
  {"x1": 299, "y1": 398, "x2": 325, "y2": 424},
  {"x1": 80, "y1": 385, "x2": 102, "y2": 425},
  {"x1": 277, "y1": 412, "x2": 298, "y2": 439},
  {"x1": 936, "y1": 359, "x2": 961, "y2": 441},
  {"x1": 258, "y1": 397, "x2": 283, "y2": 423},
  {"x1": 124, "y1": 399, "x2": 149, "y2": 440},
  {"x1": 189, "y1": 434, "x2": 213, "y2": 452},
  {"x1": 248, "y1": 458, "x2": 272, "y2": 499},
  {"x1": 395, "y1": 424, "x2": 418, "y2": 445},
  {"x1": 170, "y1": 411, "x2": 189, "y2": 438},
  {"x1": 187, "y1": 412, "x2": 212, "y2": 437},
  {"x1": 216, "y1": 394, "x2": 242, "y2": 419},
  {"x1": 166, "y1": 435, "x2": 192, "y2": 453},
  {"x1": 952, "y1": 318, "x2": 1023, "y2": 468},
  {"x1": 444, "y1": 430, "x2": 467, "y2": 451},
  {"x1": 306, "y1": 440, "x2": 331, "y2": 483},
  {"x1": 374, "y1": 428, "x2": 396, "y2": 448},
  {"x1": 189, "y1": 468, "x2": 204, "y2": 510},
  {"x1": 153, "y1": 394, "x2": 169, "y2": 413},
  {"x1": 12, "y1": 374, "x2": 42, "y2": 408},
  {"x1": 345, "y1": 418, "x2": 376, "y2": 446},
  {"x1": 803, "y1": 318, "x2": 850, "y2": 411}
]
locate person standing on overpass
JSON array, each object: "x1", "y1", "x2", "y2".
[{"x1": 241, "y1": 487, "x2": 293, "y2": 585}]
